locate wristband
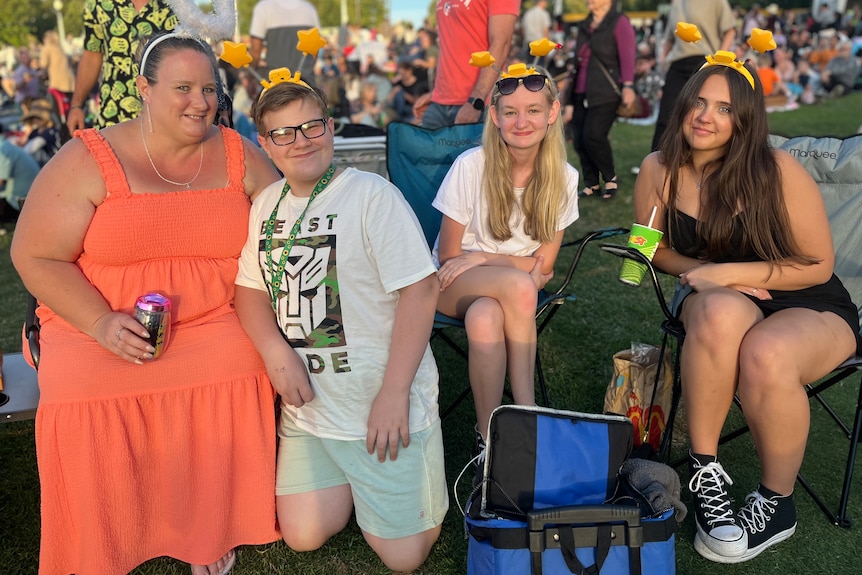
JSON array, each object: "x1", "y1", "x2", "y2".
[{"x1": 69, "y1": 104, "x2": 84, "y2": 110}]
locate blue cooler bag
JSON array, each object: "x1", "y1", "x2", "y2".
[
  {"x1": 467, "y1": 405, "x2": 676, "y2": 574},
  {"x1": 466, "y1": 502, "x2": 676, "y2": 575}
]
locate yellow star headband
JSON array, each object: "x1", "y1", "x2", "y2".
[
  {"x1": 675, "y1": 23, "x2": 777, "y2": 90},
  {"x1": 703, "y1": 51, "x2": 756, "y2": 89},
  {"x1": 260, "y1": 68, "x2": 311, "y2": 91},
  {"x1": 219, "y1": 27, "x2": 326, "y2": 95},
  {"x1": 501, "y1": 63, "x2": 538, "y2": 79},
  {"x1": 470, "y1": 37, "x2": 561, "y2": 77}
]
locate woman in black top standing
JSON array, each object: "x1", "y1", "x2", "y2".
[{"x1": 564, "y1": 0, "x2": 635, "y2": 199}]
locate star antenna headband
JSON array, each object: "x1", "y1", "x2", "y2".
[
  {"x1": 470, "y1": 37, "x2": 561, "y2": 74},
  {"x1": 469, "y1": 37, "x2": 561, "y2": 90},
  {"x1": 675, "y1": 22, "x2": 777, "y2": 90},
  {"x1": 219, "y1": 26, "x2": 326, "y2": 95}
]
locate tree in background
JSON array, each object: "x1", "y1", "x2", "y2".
[{"x1": 0, "y1": 0, "x2": 83, "y2": 47}]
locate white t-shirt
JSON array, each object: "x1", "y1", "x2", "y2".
[
  {"x1": 665, "y1": 0, "x2": 736, "y2": 64},
  {"x1": 431, "y1": 147, "x2": 580, "y2": 266},
  {"x1": 249, "y1": 0, "x2": 321, "y2": 76},
  {"x1": 236, "y1": 168, "x2": 440, "y2": 440},
  {"x1": 522, "y1": 4, "x2": 552, "y2": 44}
]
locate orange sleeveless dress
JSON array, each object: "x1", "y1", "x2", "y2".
[{"x1": 34, "y1": 127, "x2": 280, "y2": 575}]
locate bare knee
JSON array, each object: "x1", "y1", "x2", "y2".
[
  {"x1": 365, "y1": 526, "x2": 441, "y2": 573},
  {"x1": 277, "y1": 490, "x2": 352, "y2": 552},
  {"x1": 737, "y1": 333, "x2": 793, "y2": 399},
  {"x1": 683, "y1": 292, "x2": 756, "y2": 347},
  {"x1": 464, "y1": 298, "x2": 504, "y2": 339},
  {"x1": 280, "y1": 514, "x2": 349, "y2": 552},
  {"x1": 507, "y1": 272, "x2": 539, "y2": 314},
  {"x1": 280, "y1": 523, "x2": 328, "y2": 552}
]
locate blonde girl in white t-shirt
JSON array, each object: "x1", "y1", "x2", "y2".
[{"x1": 432, "y1": 66, "x2": 579, "y2": 459}]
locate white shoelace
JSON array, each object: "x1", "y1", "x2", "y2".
[
  {"x1": 454, "y1": 450, "x2": 485, "y2": 517},
  {"x1": 688, "y1": 461, "x2": 736, "y2": 526},
  {"x1": 738, "y1": 491, "x2": 777, "y2": 534}
]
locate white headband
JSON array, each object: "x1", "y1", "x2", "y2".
[{"x1": 139, "y1": 33, "x2": 183, "y2": 77}]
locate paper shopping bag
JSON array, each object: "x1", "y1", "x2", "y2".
[{"x1": 604, "y1": 344, "x2": 673, "y2": 452}]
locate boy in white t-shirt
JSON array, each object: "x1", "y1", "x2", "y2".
[{"x1": 234, "y1": 80, "x2": 447, "y2": 573}]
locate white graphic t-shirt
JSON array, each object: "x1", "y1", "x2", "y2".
[{"x1": 237, "y1": 168, "x2": 439, "y2": 440}]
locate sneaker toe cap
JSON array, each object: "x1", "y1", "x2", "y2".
[{"x1": 705, "y1": 525, "x2": 747, "y2": 555}]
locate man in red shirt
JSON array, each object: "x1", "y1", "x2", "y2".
[{"x1": 415, "y1": 0, "x2": 521, "y2": 129}]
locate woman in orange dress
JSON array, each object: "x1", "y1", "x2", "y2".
[{"x1": 11, "y1": 33, "x2": 282, "y2": 575}]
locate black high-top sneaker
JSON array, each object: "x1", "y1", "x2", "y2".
[
  {"x1": 728, "y1": 485, "x2": 797, "y2": 563},
  {"x1": 688, "y1": 452, "x2": 747, "y2": 561}
]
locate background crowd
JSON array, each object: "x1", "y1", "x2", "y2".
[
  {"x1": 0, "y1": 3, "x2": 859, "y2": 258},
  {"x1": 2, "y1": 3, "x2": 859, "y2": 137}
]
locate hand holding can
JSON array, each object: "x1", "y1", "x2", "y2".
[{"x1": 133, "y1": 294, "x2": 172, "y2": 359}]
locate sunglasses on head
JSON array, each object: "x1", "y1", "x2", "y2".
[{"x1": 496, "y1": 74, "x2": 548, "y2": 96}]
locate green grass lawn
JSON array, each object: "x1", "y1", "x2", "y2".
[{"x1": 2, "y1": 94, "x2": 861, "y2": 574}]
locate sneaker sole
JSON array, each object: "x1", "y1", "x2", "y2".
[
  {"x1": 695, "y1": 524, "x2": 796, "y2": 564},
  {"x1": 693, "y1": 529, "x2": 747, "y2": 561}
]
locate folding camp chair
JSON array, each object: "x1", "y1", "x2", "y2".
[
  {"x1": 1, "y1": 294, "x2": 40, "y2": 422},
  {"x1": 601, "y1": 134, "x2": 862, "y2": 527},
  {"x1": 386, "y1": 121, "x2": 626, "y2": 417}
]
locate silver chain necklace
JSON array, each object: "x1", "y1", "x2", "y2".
[
  {"x1": 140, "y1": 118, "x2": 204, "y2": 189},
  {"x1": 690, "y1": 166, "x2": 704, "y2": 192}
]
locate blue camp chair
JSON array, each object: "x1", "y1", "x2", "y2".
[{"x1": 386, "y1": 121, "x2": 626, "y2": 417}]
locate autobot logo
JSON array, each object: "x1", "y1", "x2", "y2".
[{"x1": 268, "y1": 236, "x2": 346, "y2": 349}]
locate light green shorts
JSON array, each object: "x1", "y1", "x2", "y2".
[{"x1": 276, "y1": 416, "x2": 449, "y2": 539}]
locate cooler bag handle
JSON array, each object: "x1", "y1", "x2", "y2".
[{"x1": 527, "y1": 505, "x2": 643, "y2": 575}]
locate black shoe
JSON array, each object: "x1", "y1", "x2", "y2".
[
  {"x1": 578, "y1": 184, "x2": 600, "y2": 198},
  {"x1": 688, "y1": 453, "x2": 747, "y2": 561},
  {"x1": 728, "y1": 485, "x2": 797, "y2": 563}
]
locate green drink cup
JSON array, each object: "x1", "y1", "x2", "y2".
[{"x1": 619, "y1": 223, "x2": 664, "y2": 286}]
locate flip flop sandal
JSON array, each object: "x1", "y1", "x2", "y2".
[{"x1": 218, "y1": 550, "x2": 236, "y2": 575}]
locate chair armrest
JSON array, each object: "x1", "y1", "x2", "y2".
[
  {"x1": 550, "y1": 227, "x2": 629, "y2": 298},
  {"x1": 599, "y1": 243, "x2": 677, "y2": 324},
  {"x1": 24, "y1": 293, "x2": 40, "y2": 371}
]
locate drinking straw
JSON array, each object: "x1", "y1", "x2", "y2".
[{"x1": 647, "y1": 205, "x2": 657, "y2": 228}]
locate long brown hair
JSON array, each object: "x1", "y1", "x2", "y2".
[{"x1": 658, "y1": 64, "x2": 817, "y2": 267}]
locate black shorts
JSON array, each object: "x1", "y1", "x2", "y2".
[{"x1": 671, "y1": 274, "x2": 862, "y2": 356}]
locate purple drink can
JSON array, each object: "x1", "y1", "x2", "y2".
[{"x1": 133, "y1": 293, "x2": 172, "y2": 359}]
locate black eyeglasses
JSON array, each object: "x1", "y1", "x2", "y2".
[
  {"x1": 495, "y1": 75, "x2": 548, "y2": 96},
  {"x1": 266, "y1": 118, "x2": 327, "y2": 146}
]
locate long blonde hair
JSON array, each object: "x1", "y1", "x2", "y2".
[{"x1": 481, "y1": 68, "x2": 569, "y2": 243}]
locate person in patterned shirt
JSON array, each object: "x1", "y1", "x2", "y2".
[{"x1": 67, "y1": 0, "x2": 177, "y2": 131}]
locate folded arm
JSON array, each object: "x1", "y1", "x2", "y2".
[
  {"x1": 634, "y1": 151, "x2": 835, "y2": 293},
  {"x1": 436, "y1": 215, "x2": 563, "y2": 290}
]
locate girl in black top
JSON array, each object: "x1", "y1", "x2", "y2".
[{"x1": 633, "y1": 56, "x2": 859, "y2": 564}]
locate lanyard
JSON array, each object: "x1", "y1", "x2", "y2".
[{"x1": 263, "y1": 164, "x2": 336, "y2": 313}]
